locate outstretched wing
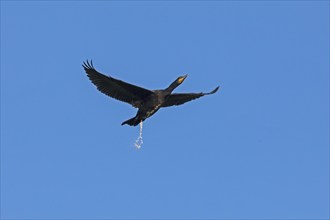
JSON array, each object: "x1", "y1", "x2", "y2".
[
  {"x1": 162, "y1": 86, "x2": 219, "y2": 107},
  {"x1": 83, "y1": 60, "x2": 153, "y2": 108}
]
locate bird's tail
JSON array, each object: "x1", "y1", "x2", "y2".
[{"x1": 121, "y1": 116, "x2": 142, "y2": 126}]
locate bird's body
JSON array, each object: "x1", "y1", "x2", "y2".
[
  {"x1": 123, "y1": 91, "x2": 163, "y2": 126},
  {"x1": 83, "y1": 60, "x2": 219, "y2": 126}
]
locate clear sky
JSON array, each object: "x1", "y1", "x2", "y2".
[{"x1": 1, "y1": 1, "x2": 329, "y2": 219}]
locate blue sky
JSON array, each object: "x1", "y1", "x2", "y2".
[{"x1": 1, "y1": 1, "x2": 329, "y2": 219}]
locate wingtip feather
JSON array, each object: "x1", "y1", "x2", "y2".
[
  {"x1": 82, "y1": 59, "x2": 95, "y2": 70},
  {"x1": 207, "y1": 86, "x2": 220, "y2": 95}
]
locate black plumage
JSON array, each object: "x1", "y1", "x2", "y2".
[{"x1": 83, "y1": 60, "x2": 219, "y2": 126}]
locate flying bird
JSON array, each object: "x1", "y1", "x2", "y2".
[{"x1": 83, "y1": 60, "x2": 219, "y2": 126}]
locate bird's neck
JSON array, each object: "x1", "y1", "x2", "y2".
[{"x1": 165, "y1": 81, "x2": 179, "y2": 94}]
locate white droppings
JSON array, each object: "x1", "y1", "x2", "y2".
[{"x1": 134, "y1": 121, "x2": 143, "y2": 149}]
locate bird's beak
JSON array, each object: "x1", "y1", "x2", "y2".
[{"x1": 178, "y1": 74, "x2": 188, "y2": 84}]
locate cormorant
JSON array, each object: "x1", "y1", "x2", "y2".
[{"x1": 83, "y1": 60, "x2": 219, "y2": 126}]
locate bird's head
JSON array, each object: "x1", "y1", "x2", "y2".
[
  {"x1": 166, "y1": 74, "x2": 188, "y2": 93},
  {"x1": 176, "y1": 74, "x2": 188, "y2": 84}
]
